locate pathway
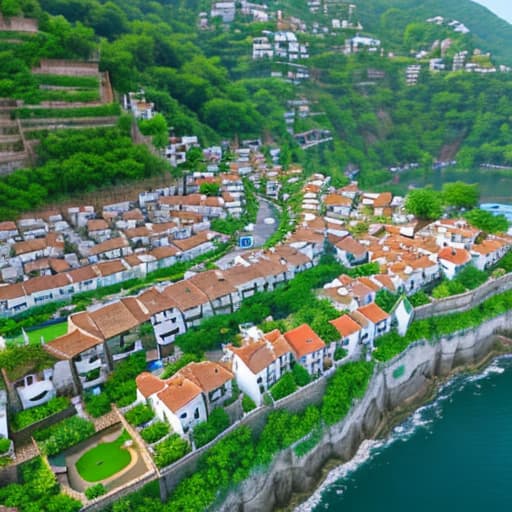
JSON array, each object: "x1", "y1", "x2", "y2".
[{"x1": 215, "y1": 196, "x2": 280, "y2": 269}]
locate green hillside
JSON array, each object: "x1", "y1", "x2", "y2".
[
  {"x1": 352, "y1": 0, "x2": 512, "y2": 65},
  {"x1": 1, "y1": 0, "x2": 512, "y2": 217}
]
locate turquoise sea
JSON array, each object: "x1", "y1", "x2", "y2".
[{"x1": 297, "y1": 356, "x2": 512, "y2": 512}]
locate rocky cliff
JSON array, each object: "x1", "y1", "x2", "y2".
[{"x1": 216, "y1": 311, "x2": 511, "y2": 512}]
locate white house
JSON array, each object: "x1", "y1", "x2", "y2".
[
  {"x1": 45, "y1": 329, "x2": 108, "y2": 392},
  {"x1": 470, "y1": 238, "x2": 509, "y2": 270},
  {"x1": 136, "y1": 372, "x2": 207, "y2": 437},
  {"x1": 227, "y1": 329, "x2": 292, "y2": 406},
  {"x1": 438, "y1": 247, "x2": 472, "y2": 279},
  {"x1": 357, "y1": 302, "x2": 391, "y2": 342},
  {"x1": 136, "y1": 287, "x2": 187, "y2": 359},
  {"x1": 330, "y1": 314, "x2": 362, "y2": 357},
  {"x1": 335, "y1": 236, "x2": 368, "y2": 267},
  {"x1": 176, "y1": 361, "x2": 234, "y2": 413},
  {"x1": 283, "y1": 324, "x2": 326, "y2": 376}
]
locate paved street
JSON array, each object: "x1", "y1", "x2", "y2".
[
  {"x1": 215, "y1": 196, "x2": 280, "y2": 269},
  {"x1": 253, "y1": 196, "x2": 279, "y2": 247}
]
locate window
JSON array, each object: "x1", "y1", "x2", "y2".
[
  {"x1": 194, "y1": 408, "x2": 200, "y2": 419},
  {"x1": 257, "y1": 376, "x2": 262, "y2": 384},
  {"x1": 180, "y1": 411, "x2": 187, "y2": 419}
]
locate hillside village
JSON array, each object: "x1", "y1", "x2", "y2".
[
  {"x1": 3, "y1": 0, "x2": 512, "y2": 509},
  {"x1": 1, "y1": 139, "x2": 511, "y2": 506}
]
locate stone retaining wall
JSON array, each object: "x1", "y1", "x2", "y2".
[{"x1": 414, "y1": 273, "x2": 512, "y2": 320}]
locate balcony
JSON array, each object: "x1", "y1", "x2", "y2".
[
  {"x1": 112, "y1": 339, "x2": 144, "y2": 361},
  {"x1": 17, "y1": 379, "x2": 56, "y2": 409},
  {"x1": 79, "y1": 367, "x2": 108, "y2": 390},
  {"x1": 75, "y1": 354, "x2": 103, "y2": 375}
]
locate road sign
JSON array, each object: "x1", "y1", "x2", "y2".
[{"x1": 239, "y1": 235, "x2": 254, "y2": 249}]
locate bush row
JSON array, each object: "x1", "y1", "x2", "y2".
[
  {"x1": 11, "y1": 396, "x2": 70, "y2": 431},
  {"x1": 374, "y1": 287, "x2": 512, "y2": 362},
  {"x1": 34, "y1": 416, "x2": 95, "y2": 456}
]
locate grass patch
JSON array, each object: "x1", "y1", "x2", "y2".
[
  {"x1": 34, "y1": 74, "x2": 100, "y2": 88},
  {"x1": 75, "y1": 430, "x2": 132, "y2": 482},
  {"x1": 7, "y1": 321, "x2": 67, "y2": 345}
]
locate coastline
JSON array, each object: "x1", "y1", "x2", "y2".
[
  {"x1": 285, "y1": 341, "x2": 511, "y2": 512},
  {"x1": 215, "y1": 311, "x2": 512, "y2": 512}
]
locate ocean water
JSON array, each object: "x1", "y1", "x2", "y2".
[{"x1": 297, "y1": 357, "x2": 512, "y2": 512}]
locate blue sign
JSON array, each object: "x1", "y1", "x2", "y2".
[{"x1": 239, "y1": 236, "x2": 254, "y2": 249}]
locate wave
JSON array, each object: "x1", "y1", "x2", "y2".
[{"x1": 296, "y1": 356, "x2": 512, "y2": 512}]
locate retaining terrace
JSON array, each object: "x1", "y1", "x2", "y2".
[{"x1": 414, "y1": 272, "x2": 512, "y2": 320}]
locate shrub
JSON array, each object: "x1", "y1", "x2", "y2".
[
  {"x1": 85, "y1": 483, "x2": 106, "y2": 500},
  {"x1": 124, "y1": 404, "x2": 154, "y2": 427},
  {"x1": 256, "y1": 406, "x2": 321, "y2": 466},
  {"x1": 292, "y1": 364, "x2": 311, "y2": 387},
  {"x1": 293, "y1": 426, "x2": 323, "y2": 457},
  {"x1": 140, "y1": 421, "x2": 169, "y2": 444},
  {"x1": 455, "y1": 265, "x2": 488, "y2": 290},
  {"x1": 334, "y1": 347, "x2": 348, "y2": 361},
  {"x1": 153, "y1": 434, "x2": 190, "y2": 468},
  {"x1": 431, "y1": 279, "x2": 466, "y2": 299},
  {"x1": 193, "y1": 408, "x2": 230, "y2": 448},
  {"x1": 242, "y1": 394, "x2": 256, "y2": 413},
  {"x1": 84, "y1": 392, "x2": 111, "y2": 418},
  {"x1": 409, "y1": 290, "x2": 431, "y2": 307},
  {"x1": 34, "y1": 416, "x2": 95, "y2": 456},
  {"x1": 269, "y1": 373, "x2": 297, "y2": 401},
  {"x1": 0, "y1": 438, "x2": 10, "y2": 454},
  {"x1": 104, "y1": 352, "x2": 147, "y2": 406},
  {"x1": 375, "y1": 289, "x2": 399, "y2": 313},
  {"x1": 11, "y1": 397, "x2": 70, "y2": 431},
  {"x1": 321, "y1": 362, "x2": 374, "y2": 426},
  {"x1": 0, "y1": 456, "x2": 82, "y2": 511}
]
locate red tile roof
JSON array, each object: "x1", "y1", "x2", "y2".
[
  {"x1": 136, "y1": 372, "x2": 166, "y2": 398},
  {"x1": 438, "y1": 247, "x2": 471, "y2": 265},
  {"x1": 357, "y1": 303, "x2": 389, "y2": 324},
  {"x1": 284, "y1": 324, "x2": 326, "y2": 358},
  {"x1": 330, "y1": 315, "x2": 362, "y2": 337}
]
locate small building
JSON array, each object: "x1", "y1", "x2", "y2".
[
  {"x1": 335, "y1": 236, "x2": 368, "y2": 267},
  {"x1": 438, "y1": 247, "x2": 472, "y2": 279},
  {"x1": 330, "y1": 314, "x2": 362, "y2": 357},
  {"x1": 283, "y1": 324, "x2": 326, "y2": 375}
]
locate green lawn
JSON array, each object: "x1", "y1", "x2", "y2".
[
  {"x1": 8, "y1": 322, "x2": 67, "y2": 346},
  {"x1": 75, "y1": 430, "x2": 132, "y2": 482}
]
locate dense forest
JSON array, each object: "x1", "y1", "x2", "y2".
[{"x1": 2, "y1": 0, "x2": 512, "y2": 215}]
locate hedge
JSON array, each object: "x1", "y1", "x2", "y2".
[
  {"x1": 374, "y1": 288, "x2": 512, "y2": 362},
  {"x1": 269, "y1": 373, "x2": 297, "y2": 401},
  {"x1": 15, "y1": 103, "x2": 120, "y2": 119},
  {"x1": 125, "y1": 404, "x2": 154, "y2": 427},
  {"x1": 11, "y1": 396, "x2": 70, "y2": 431},
  {"x1": 140, "y1": 421, "x2": 169, "y2": 444},
  {"x1": 153, "y1": 434, "x2": 191, "y2": 468},
  {"x1": 192, "y1": 408, "x2": 230, "y2": 448},
  {"x1": 34, "y1": 416, "x2": 95, "y2": 456},
  {"x1": 0, "y1": 457, "x2": 81, "y2": 511}
]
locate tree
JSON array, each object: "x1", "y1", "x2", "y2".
[
  {"x1": 405, "y1": 188, "x2": 443, "y2": 220},
  {"x1": 199, "y1": 182, "x2": 220, "y2": 197},
  {"x1": 442, "y1": 181, "x2": 479, "y2": 210},
  {"x1": 138, "y1": 113, "x2": 168, "y2": 149},
  {"x1": 1, "y1": 0, "x2": 21, "y2": 17},
  {"x1": 465, "y1": 209, "x2": 509, "y2": 233}
]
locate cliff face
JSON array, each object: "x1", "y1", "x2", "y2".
[{"x1": 216, "y1": 312, "x2": 510, "y2": 512}]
